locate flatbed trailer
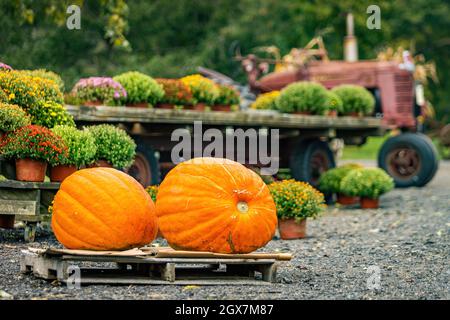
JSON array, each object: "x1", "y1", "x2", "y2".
[{"x1": 66, "y1": 105, "x2": 385, "y2": 187}]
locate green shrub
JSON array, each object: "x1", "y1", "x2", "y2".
[
  {"x1": 331, "y1": 85, "x2": 375, "y2": 115},
  {"x1": 0, "y1": 103, "x2": 31, "y2": 132},
  {"x1": 214, "y1": 85, "x2": 240, "y2": 106},
  {"x1": 28, "y1": 101, "x2": 75, "y2": 128},
  {"x1": 340, "y1": 168, "x2": 394, "y2": 199},
  {"x1": 326, "y1": 91, "x2": 343, "y2": 114},
  {"x1": 276, "y1": 81, "x2": 329, "y2": 114},
  {"x1": 0, "y1": 70, "x2": 64, "y2": 110},
  {"x1": 86, "y1": 124, "x2": 136, "y2": 169},
  {"x1": 318, "y1": 163, "x2": 363, "y2": 194},
  {"x1": 268, "y1": 179, "x2": 325, "y2": 221},
  {"x1": 17, "y1": 69, "x2": 65, "y2": 92},
  {"x1": 113, "y1": 71, "x2": 164, "y2": 106},
  {"x1": 51, "y1": 125, "x2": 97, "y2": 167}
]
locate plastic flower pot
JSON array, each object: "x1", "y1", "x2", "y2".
[
  {"x1": 360, "y1": 197, "x2": 380, "y2": 209},
  {"x1": 155, "y1": 103, "x2": 175, "y2": 110},
  {"x1": 0, "y1": 215, "x2": 15, "y2": 229},
  {"x1": 15, "y1": 159, "x2": 47, "y2": 182},
  {"x1": 346, "y1": 112, "x2": 362, "y2": 117},
  {"x1": 336, "y1": 193, "x2": 359, "y2": 205},
  {"x1": 278, "y1": 218, "x2": 307, "y2": 240},
  {"x1": 126, "y1": 102, "x2": 149, "y2": 108},
  {"x1": 50, "y1": 165, "x2": 77, "y2": 182},
  {"x1": 89, "y1": 160, "x2": 113, "y2": 168},
  {"x1": 211, "y1": 104, "x2": 231, "y2": 112}
]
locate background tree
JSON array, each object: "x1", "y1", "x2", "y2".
[{"x1": 0, "y1": 0, "x2": 448, "y2": 120}]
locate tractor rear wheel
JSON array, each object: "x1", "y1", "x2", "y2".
[
  {"x1": 378, "y1": 133, "x2": 439, "y2": 188},
  {"x1": 290, "y1": 139, "x2": 336, "y2": 186},
  {"x1": 124, "y1": 138, "x2": 160, "y2": 187}
]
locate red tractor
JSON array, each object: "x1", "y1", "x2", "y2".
[{"x1": 238, "y1": 15, "x2": 439, "y2": 188}]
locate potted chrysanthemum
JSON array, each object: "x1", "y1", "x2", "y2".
[
  {"x1": 269, "y1": 179, "x2": 325, "y2": 239},
  {"x1": 340, "y1": 168, "x2": 394, "y2": 209},
  {"x1": 70, "y1": 77, "x2": 127, "y2": 106},
  {"x1": 180, "y1": 74, "x2": 219, "y2": 111},
  {"x1": 1, "y1": 125, "x2": 68, "y2": 182},
  {"x1": 50, "y1": 125, "x2": 97, "y2": 182}
]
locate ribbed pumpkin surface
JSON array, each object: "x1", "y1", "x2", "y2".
[
  {"x1": 51, "y1": 168, "x2": 158, "y2": 250},
  {"x1": 156, "y1": 157, "x2": 277, "y2": 254}
]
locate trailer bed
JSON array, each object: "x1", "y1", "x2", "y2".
[{"x1": 66, "y1": 105, "x2": 383, "y2": 131}]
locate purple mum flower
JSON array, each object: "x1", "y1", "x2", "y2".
[{"x1": 0, "y1": 62, "x2": 12, "y2": 71}]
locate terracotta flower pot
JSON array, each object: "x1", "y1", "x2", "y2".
[
  {"x1": 294, "y1": 111, "x2": 311, "y2": 115},
  {"x1": 126, "y1": 102, "x2": 149, "y2": 108},
  {"x1": 15, "y1": 159, "x2": 47, "y2": 182},
  {"x1": 89, "y1": 160, "x2": 113, "y2": 168},
  {"x1": 211, "y1": 104, "x2": 231, "y2": 112},
  {"x1": 156, "y1": 103, "x2": 175, "y2": 109},
  {"x1": 0, "y1": 215, "x2": 15, "y2": 229},
  {"x1": 346, "y1": 112, "x2": 362, "y2": 117},
  {"x1": 184, "y1": 103, "x2": 206, "y2": 111},
  {"x1": 84, "y1": 100, "x2": 103, "y2": 107},
  {"x1": 360, "y1": 197, "x2": 379, "y2": 209},
  {"x1": 278, "y1": 218, "x2": 307, "y2": 240},
  {"x1": 336, "y1": 193, "x2": 359, "y2": 205},
  {"x1": 327, "y1": 110, "x2": 338, "y2": 117},
  {"x1": 50, "y1": 165, "x2": 77, "y2": 182}
]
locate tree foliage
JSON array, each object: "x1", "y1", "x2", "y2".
[{"x1": 0, "y1": 0, "x2": 448, "y2": 119}]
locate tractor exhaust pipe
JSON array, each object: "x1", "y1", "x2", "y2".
[{"x1": 344, "y1": 13, "x2": 358, "y2": 62}]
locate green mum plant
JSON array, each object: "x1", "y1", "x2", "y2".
[
  {"x1": 318, "y1": 163, "x2": 363, "y2": 195},
  {"x1": 268, "y1": 179, "x2": 326, "y2": 221},
  {"x1": 113, "y1": 71, "x2": 164, "y2": 106},
  {"x1": 331, "y1": 85, "x2": 375, "y2": 115},
  {"x1": 214, "y1": 85, "x2": 240, "y2": 106},
  {"x1": 0, "y1": 103, "x2": 31, "y2": 132},
  {"x1": 276, "y1": 81, "x2": 329, "y2": 114},
  {"x1": 28, "y1": 101, "x2": 75, "y2": 128},
  {"x1": 17, "y1": 69, "x2": 65, "y2": 92},
  {"x1": 146, "y1": 185, "x2": 159, "y2": 202},
  {"x1": 1, "y1": 125, "x2": 68, "y2": 166},
  {"x1": 86, "y1": 124, "x2": 136, "y2": 169},
  {"x1": 51, "y1": 125, "x2": 97, "y2": 168},
  {"x1": 340, "y1": 168, "x2": 394, "y2": 199},
  {"x1": 326, "y1": 91, "x2": 343, "y2": 114},
  {"x1": 0, "y1": 70, "x2": 64, "y2": 110}
]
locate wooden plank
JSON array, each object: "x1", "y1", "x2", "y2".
[
  {"x1": 0, "y1": 180, "x2": 60, "y2": 190},
  {"x1": 66, "y1": 105, "x2": 382, "y2": 130},
  {"x1": 0, "y1": 200, "x2": 36, "y2": 216},
  {"x1": 40, "y1": 246, "x2": 293, "y2": 261}
]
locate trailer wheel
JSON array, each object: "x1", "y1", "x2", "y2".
[
  {"x1": 290, "y1": 140, "x2": 336, "y2": 186},
  {"x1": 125, "y1": 139, "x2": 160, "y2": 187},
  {"x1": 378, "y1": 133, "x2": 439, "y2": 188}
]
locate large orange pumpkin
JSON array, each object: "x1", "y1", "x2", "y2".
[
  {"x1": 51, "y1": 168, "x2": 158, "y2": 250},
  {"x1": 156, "y1": 157, "x2": 277, "y2": 254}
]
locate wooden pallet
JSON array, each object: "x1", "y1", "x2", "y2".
[{"x1": 21, "y1": 247, "x2": 292, "y2": 285}]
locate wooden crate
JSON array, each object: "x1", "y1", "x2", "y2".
[{"x1": 21, "y1": 247, "x2": 292, "y2": 285}]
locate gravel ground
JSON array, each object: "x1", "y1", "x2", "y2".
[{"x1": 1, "y1": 161, "x2": 449, "y2": 300}]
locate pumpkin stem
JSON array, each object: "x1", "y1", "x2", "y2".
[{"x1": 237, "y1": 201, "x2": 249, "y2": 213}]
